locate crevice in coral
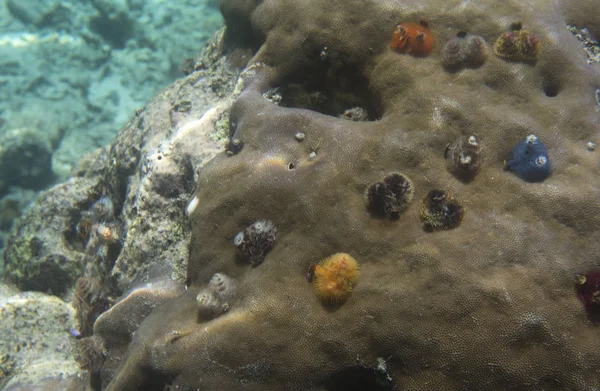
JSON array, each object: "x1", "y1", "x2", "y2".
[
  {"x1": 274, "y1": 65, "x2": 382, "y2": 121},
  {"x1": 543, "y1": 82, "x2": 560, "y2": 97},
  {"x1": 322, "y1": 365, "x2": 395, "y2": 391}
]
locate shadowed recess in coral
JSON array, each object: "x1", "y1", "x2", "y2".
[
  {"x1": 322, "y1": 363, "x2": 395, "y2": 391},
  {"x1": 266, "y1": 65, "x2": 383, "y2": 121}
]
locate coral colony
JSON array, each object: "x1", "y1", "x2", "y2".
[{"x1": 49, "y1": 6, "x2": 600, "y2": 388}]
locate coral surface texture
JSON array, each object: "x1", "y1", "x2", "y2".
[
  {"x1": 8, "y1": 0, "x2": 600, "y2": 390},
  {"x1": 104, "y1": 0, "x2": 600, "y2": 390}
]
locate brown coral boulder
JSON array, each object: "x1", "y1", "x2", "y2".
[{"x1": 103, "y1": 0, "x2": 600, "y2": 390}]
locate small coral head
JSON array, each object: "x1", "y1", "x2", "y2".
[{"x1": 312, "y1": 253, "x2": 360, "y2": 303}]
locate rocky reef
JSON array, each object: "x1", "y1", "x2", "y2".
[{"x1": 2, "y1": 0, "x2": 600, "y2": 389}]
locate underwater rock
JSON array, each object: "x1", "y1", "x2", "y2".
[
  {"x1": 0, "y1": 128, "x2": 55, "y2": 196},
  {"x1": 4, "y1": 1, "x2": 600, "y2": 390},
  {"x1": 0, "y1": 286, "x2": 82, "y2": 387},
  {"x1": 4, "y1": 0, "x2": 64, "y2": 27},
  {"x1": 2, "y1": 178, "x2": 99, "y2": 295},
  {"x1": 504, "y1": 134, "x2": 552, "y2": 182}
]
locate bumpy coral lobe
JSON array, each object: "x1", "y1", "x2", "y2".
[
  {"x1": 101, "y1": 0, "x2": 600, "y2": 389},
  {"x1": 391, "y1": 22, "x2": 435, "y2": 57},
  {"x1": 312, "y1": 253, "x2": 359, "y2": 303},
  {"x1": 365, "y1": 173, "x2": 414, "y2": 220}
]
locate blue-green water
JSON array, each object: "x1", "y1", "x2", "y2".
[{"x1": 0, "y1": 0, "x2": 222, "y2": 255}]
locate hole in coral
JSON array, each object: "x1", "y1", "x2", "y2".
[
  {"x1": 287, "y1": 162, "x2": 296, "y2": 170},
  {"x1": 322, "y1": 365, "x2": 395, "y2": 391},
  {"x1": 274, "y1": 64, "x2": 382, "y2": 121},
  {"x1": 65, "y1": 214, "x2": 90, "y2": 252},
  {"x1": 511, "y1": 21, "x2": 523, "y2": 31},
  {"x1": 543, "y1": 83, "x2": 559, "y2": 97}
]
